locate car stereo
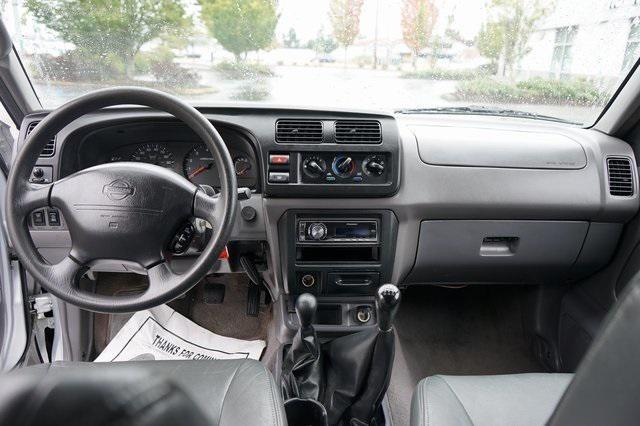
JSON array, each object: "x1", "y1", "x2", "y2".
[{"x1": 297, "y1": 219, "x2": 378, "y2": 243}]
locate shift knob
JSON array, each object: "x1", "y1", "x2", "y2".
[
  {"x1": 376, "y1": 284, "x2": 401, "y2": 332},
  {"x1": 296, "y1": 293, "x2": 317, "y2": 329}
]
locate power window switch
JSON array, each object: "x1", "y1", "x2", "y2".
[
  {"x1": 269, "y1": 172, "x2": 290, "y2": 183},
  {"x1": 32, "y1": 210, "x2": 46, "y2": 226},
  {"x1": 47, "y1": 209, "x2": 60, "y2": 226}
]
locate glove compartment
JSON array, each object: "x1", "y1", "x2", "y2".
[{"x1": 405, "y1": 220, "x2": 590, "y2": 285}]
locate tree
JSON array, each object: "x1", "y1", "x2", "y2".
[
  {"x1": 25, "y1": 0, "x2": 188, "y2": 78},
  {"x1": 477, "y1": 0, "x2": 550, "y2": 77},
  {"x1": 401, "y1": 0, "x2": 438, "y2": 68},
  {"x1": 200, "y1": 0, "x2": 278, "y2": 61},
  {"x1": 477, "y1": 22, "x2": 504, "y2": 66},
  {"x1": 307, "y1": 29, "x2": 339, "y2": 55},
  {"x1": 329, "y1": 0, "x2": 364, "y2": 65},
  {"x1": 283, "y1": 28, "x2": 300, "y2": 48}
]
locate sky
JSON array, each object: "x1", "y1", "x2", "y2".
[{"x1": 275, "y1": 0, "x2": 489, "y2": 44}]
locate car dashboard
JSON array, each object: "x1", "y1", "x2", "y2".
[{"x1": 19, "y1": 105, "x2": 640, "y2": 331}]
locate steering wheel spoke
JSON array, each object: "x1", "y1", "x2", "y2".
[
  {"x1": 48, "y1": 255, "x2": 85, "y2": 290},
  {"x1": 146, "y1": 261, "x2": 185, "y2": 300},
  {"x1": 193, "y1": 189, "x2": 222, "y2": 226},
  {"x1": 15, "y1": 182, "x2": 54, "y2": 218}
]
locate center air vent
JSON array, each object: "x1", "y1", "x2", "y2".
[
  {"x1": 607, "y1": 157, "x2": 634, "y2": 196},
  {"x1": 276, "y1": 120, "x2": 323, "y2": 143},
  {"x1": 335, "y1": 120, "x2": 382, "y2": 144},
  {"x1": 25, "y1": 121, "x2": 56, "y2": 157}
]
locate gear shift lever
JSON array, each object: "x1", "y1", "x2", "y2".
[
  {"x1": 376, "y1": 284, "x2": 401, "y2": 332},
  {"x1": 296, "y1": 293, "x2": 317, "y2": 329},
  {"x1": 281, "y1": 293, "x2": 322, "y2": 401}
]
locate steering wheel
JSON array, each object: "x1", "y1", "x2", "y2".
[{"x1": 5, "y1": 87, "x2": 237, "y2": 313}]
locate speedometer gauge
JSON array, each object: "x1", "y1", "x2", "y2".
[
  {"x1": 183, "y1": 144, "x2": 217, "y2": 185},
  {"x1": 130, "y1": 143, "x2": 175, "y2": 169}
]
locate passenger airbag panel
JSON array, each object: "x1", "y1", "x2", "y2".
[{"x1": 413, "y1": 125, "x2": 587, "y2": 169}]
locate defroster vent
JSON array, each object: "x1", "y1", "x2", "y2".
[
  {"x1": 607, "y1": 157, "x2": 634, "y2": 196},
  {"x1": 276, "y1": 120, "x2": 323, "y2": 143}
]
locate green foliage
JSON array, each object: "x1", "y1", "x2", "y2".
[
  {"x1": 476, "y1": 0, "x2": 549, "y2": 76},
  {"x1": 150, "y1": 59, "x2": 200, "y2": 88},
  {"x1": 214, "y1": 60, "x2": 274, "y2": 79},
  {"x1": 30, "y1": 51, "x2": 124, "y2": 82},
  {"x1": 307, "y1": 30, "x2": 339, "y2": 54},
  {"x1": 200, "y1": 0, "x2": 278, "y2": 61},
  {"x1": 329, "y1": 0, "x2": 364, "y2": 48},
  {"x1": 401, "y1": 0, "x2": 438, "y2": 57},
  {"x1": 476, "y1": 22, "x2": 504, "y2": 63},
  {"x1": 401, "y1": 68, "x2": 489, "y2": 81},
  {"x1": 25, "y1": 0, "x2": 189, "y2": 78},
  {"x1": 454, "y1": 77, "x2": 607, "y2": 105},
  {"x1": 515, "y1": 77, "x2": 605, "y2": 104},
  {"x1": 232, "y1": 81, "x2": 270, "y2": 101},
  {"x1": 283, "y1": 28, "x2": 300, "y2": 48}
]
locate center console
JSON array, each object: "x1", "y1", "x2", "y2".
[{"x1": 278, "y1": 210, "x2": 398, "y2": 328}]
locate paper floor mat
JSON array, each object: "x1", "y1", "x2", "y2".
[{"x1": 94, "y1": 304, "x2": 265, "y2": 362}]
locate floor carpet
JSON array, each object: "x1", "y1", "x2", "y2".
[
  {"x1": 386, "y1": 285, "x2": 542, "y2": 426},
  {"x1": 93, "y1": 273, "x2": 272, "y2": 357}
]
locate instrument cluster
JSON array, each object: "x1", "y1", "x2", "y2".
[{"x1": 107, "y1": 141, "x2": 258, "y2": 189}]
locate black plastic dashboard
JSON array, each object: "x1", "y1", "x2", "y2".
[{"x1": 60, "y1": 121, "x2": 260, "y2": 190}]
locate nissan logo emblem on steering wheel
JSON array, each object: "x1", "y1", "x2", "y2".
[{"x1": 103, "y1": 179, "x2": 135, "y2": 201}]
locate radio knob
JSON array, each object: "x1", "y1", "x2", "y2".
[{"x1": 308, "y1": 223, "x2": 327, "y2": 240}]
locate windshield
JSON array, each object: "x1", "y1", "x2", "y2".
[{"x1": 2, "y1": 0, "x2": 639, "y2": 125}]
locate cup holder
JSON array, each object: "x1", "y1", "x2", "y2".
[{"x1": 284, "y1": 398, "x2": 328, "y2": 426}]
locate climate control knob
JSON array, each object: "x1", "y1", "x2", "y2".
[
  {"x1": 308, "y1": 222, "x2": 327, "y2": 240},
  {"x1": 363, "y1": 155, "x2": 385, "y2": 176},
  {"x1": 332, "y1": 156, "x2": 356, "y2": 178},
  {"x1": 303, "y1": 156, "x2": 327, "y2": 178}
]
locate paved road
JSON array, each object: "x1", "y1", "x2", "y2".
[{"x1": 33, "y1": 65, "x2": 598, "y2": 125}]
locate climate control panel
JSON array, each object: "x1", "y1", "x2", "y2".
[{"x1": 300, "y1": 152, "x2": 389, "y2": 184}]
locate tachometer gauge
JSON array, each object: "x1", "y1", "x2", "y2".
[
  {"x1": 184, "y1": 144, "x2": 216, "y2": 185},
  {"x1": 234, "y1": 156, "x2": 252, "y2": 177},
  {"x1": 129, "y1": 143, "x2": 175, "y2": 169}
]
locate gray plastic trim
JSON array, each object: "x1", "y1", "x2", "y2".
[{"x1": 0, "y1": 169, "x2": 27, "y2": 371}]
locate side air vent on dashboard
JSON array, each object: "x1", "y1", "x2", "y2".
[
  {"x1": 607, "y1": 157, "x2": 634, "y2": 196},
  {"x1": 25, "y1": 121, "x2": 56, "y2": 157},
  {"x1": 276, "y1": 119, "x2": 323, "y2": 143},
  {"x1": 335, "y1": 120, "x2": 382, "y2": 144}
]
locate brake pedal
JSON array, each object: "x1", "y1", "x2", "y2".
[{"x1": 203, "y1": 282, "x2": 225, "y2": 304}]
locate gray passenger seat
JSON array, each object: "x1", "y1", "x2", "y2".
[
  {"x1": 410, "y1": 373, "x2": 572, "y2": 426},
  {"x1": 410, "y1": 273, "x2": 640, "y2": 426}
]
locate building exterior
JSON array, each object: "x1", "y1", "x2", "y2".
[{"x1": 520, "y1": 0, "x2": 640, "y2": 82}]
